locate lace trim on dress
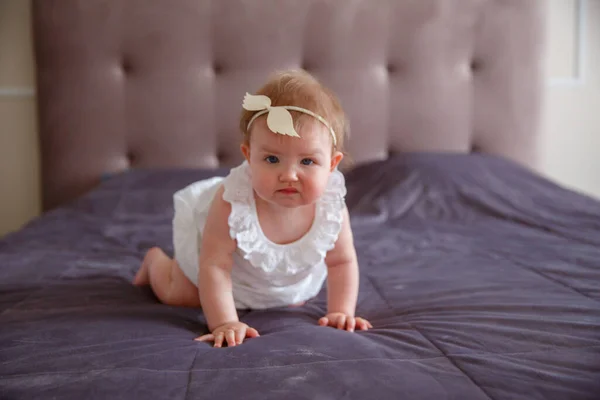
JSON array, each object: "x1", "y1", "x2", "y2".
[{"x1": 222, "y1": 162, "x2": 346, "y2": 274}]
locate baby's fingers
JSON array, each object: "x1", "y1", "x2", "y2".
[
  {"x1": 356, "y1": 318, "x2": 373, "y2": 330},
  {"x1": 345, "y1": 317, "x2": 356, "y2": 332},
  {"x1": 234, "y1": 328, "x2": 245, "y2": 345},
  {"x1": 194, "y1": 334, "x2": 214, "y2": 342},
  {"x1": 225, "y1": 329, "x2": 236, "y2": 347},
  {"x1": 213, "y1": 332, "x2": 225, "y2": 348},
  {"x1": 318, "y1": 317, "x2": 329, "y2": 327},
  {"x1": 246, "y1": 327, "x2": 260, "y2": 338},
  {"x1": 336, "y1": 315, "x2": 346, "y2": 330},
  {"x1": 357, "y1": 319, "x2": 368, "y2": 330}
]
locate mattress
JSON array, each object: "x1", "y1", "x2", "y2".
[{"x1": 1, "y1": 154, "x2": 599, "y2": 399}]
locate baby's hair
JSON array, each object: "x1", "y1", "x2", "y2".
[{"x1": 240, "y1": 69, "x2": 349, "y2": 154}]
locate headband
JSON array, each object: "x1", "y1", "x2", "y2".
[{"x1": 242, "y1": 92, "x2": 337, "y2": 146}]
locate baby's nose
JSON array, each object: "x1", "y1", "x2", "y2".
[{"x1": 279, "y1": 166, "x2": 298, "y2": 181}]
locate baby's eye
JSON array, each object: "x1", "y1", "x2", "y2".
[
  {"x1": 301, "y1": 158, "x2": 314, "y2": 166},
  {"x1": 265, "y1": 155, "x2": 279, "y2": 164}
]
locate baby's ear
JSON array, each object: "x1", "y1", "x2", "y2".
[
  {"x1": 240, "y1": 143, "x2": 251, "y2": 162},
  {"x1": 330, "y1": 151, "x2": 343, "y2": 171}
]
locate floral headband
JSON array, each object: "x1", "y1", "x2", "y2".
[{"x1": 242, "y1": 93, "x2": 337, "y2": 146}]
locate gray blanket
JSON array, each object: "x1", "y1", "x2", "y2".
[{"x1": 1, "y1": 154, "x2": 599, "y2": 399}]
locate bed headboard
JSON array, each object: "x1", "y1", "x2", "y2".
[{"x1": 32, "y1": 0, "x2": 545, "y2": 211}]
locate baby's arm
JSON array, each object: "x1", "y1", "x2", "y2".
[
  {"x1": 195, "y1": 185, "x2": 259, "y2": 347},
  {"x1": 321, "y1": 206, "x2": 373, "y2": 332}
]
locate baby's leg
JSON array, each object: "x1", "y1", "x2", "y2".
[{"x1": 133, "y1": 247, "x2": 201, "y2": 307}]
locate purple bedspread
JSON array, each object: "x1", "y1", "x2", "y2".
[{"x1": 1, "y1": 154, "x2": 599, "y2": 399}]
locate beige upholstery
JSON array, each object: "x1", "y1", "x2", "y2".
[{"x1": 32, "y1": 0, "x2": 545, "y2": 210}]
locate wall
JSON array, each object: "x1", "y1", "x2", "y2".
[
  {"x1": 0, "y1": 0, "x2": 598, "y2": 236},
  {"x1": 0, "y1": 0, "x2": 40, "y2": 237},
  {"x1": 540, "y1": 0, "x2": 600, "y2": 198}
]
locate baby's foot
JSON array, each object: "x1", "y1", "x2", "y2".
[{"x1": 133, "y1": 247, "x2": 162, "y2": 285}]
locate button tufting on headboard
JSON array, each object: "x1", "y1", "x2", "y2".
[
  {"x1": 32, "y1": 0, "x2": 545, "y2": 211},
  {"x1": 126, "y1": 151, "x2": 136, "y2": 166},
  {"x1": 301, "y1": 62, "x2": 312, "y2": 73},
  {"x1": 122, "y1": 57, "x2": 133, "y2": 75},
  {"x1": 216, "y1": 150, "x2": 228, "y2": 164},
  {"x1": 470, "y1": 59, "x2": 483, "y2": 72}
]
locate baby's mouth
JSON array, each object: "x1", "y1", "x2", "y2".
[{"x1": 278, "y1": 188, "x2": 298, "y2": 194}]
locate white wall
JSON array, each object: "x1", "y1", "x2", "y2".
[
  {"x1": 540, "y1": 0, "x2": 600, "y2": 199},
  {"x1": 0, "y1": 0, "x2": 40, "y2": 237}
]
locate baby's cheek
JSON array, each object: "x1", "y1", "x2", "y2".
[
  {"x1": 251, "y1": 177, "x2": 267, "y2": 196},
  {"x1": 256, "y1": 181, "x2": 272, "y2": 196},
  {"x1": 307, "y1": 178, "x2": 329, "y2": 200}
]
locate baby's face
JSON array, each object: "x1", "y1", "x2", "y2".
[{"x1": 241, "y1": 118, "x2": 342, "y2": 209}]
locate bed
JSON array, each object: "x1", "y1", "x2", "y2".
[{"x1": 1, "y1": 0, "x2": 599, "y2": 399}]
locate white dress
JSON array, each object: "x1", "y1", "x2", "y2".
[{"x1": 172, "y1": 161, "x2": 347, "y2": 310}]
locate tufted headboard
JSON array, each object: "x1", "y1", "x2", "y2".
[{"x1": 32, "y1": 0, "x2": 545, "y2": 211}]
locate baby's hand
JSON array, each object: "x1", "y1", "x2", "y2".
[
  {"x1": 195, "y1": 322, "x2": 260, "y2": 347},
  {"x1": 318, "y1": 312, "x2": 373, "y2": 332}
]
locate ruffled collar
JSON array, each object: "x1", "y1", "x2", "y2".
[{"x1": 222, "y1": 161, "x2": 346, "y2": 274}]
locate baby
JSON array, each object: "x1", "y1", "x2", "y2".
[{"x1": 133, "y1": 69, "x2": 372, "y2": 347}]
